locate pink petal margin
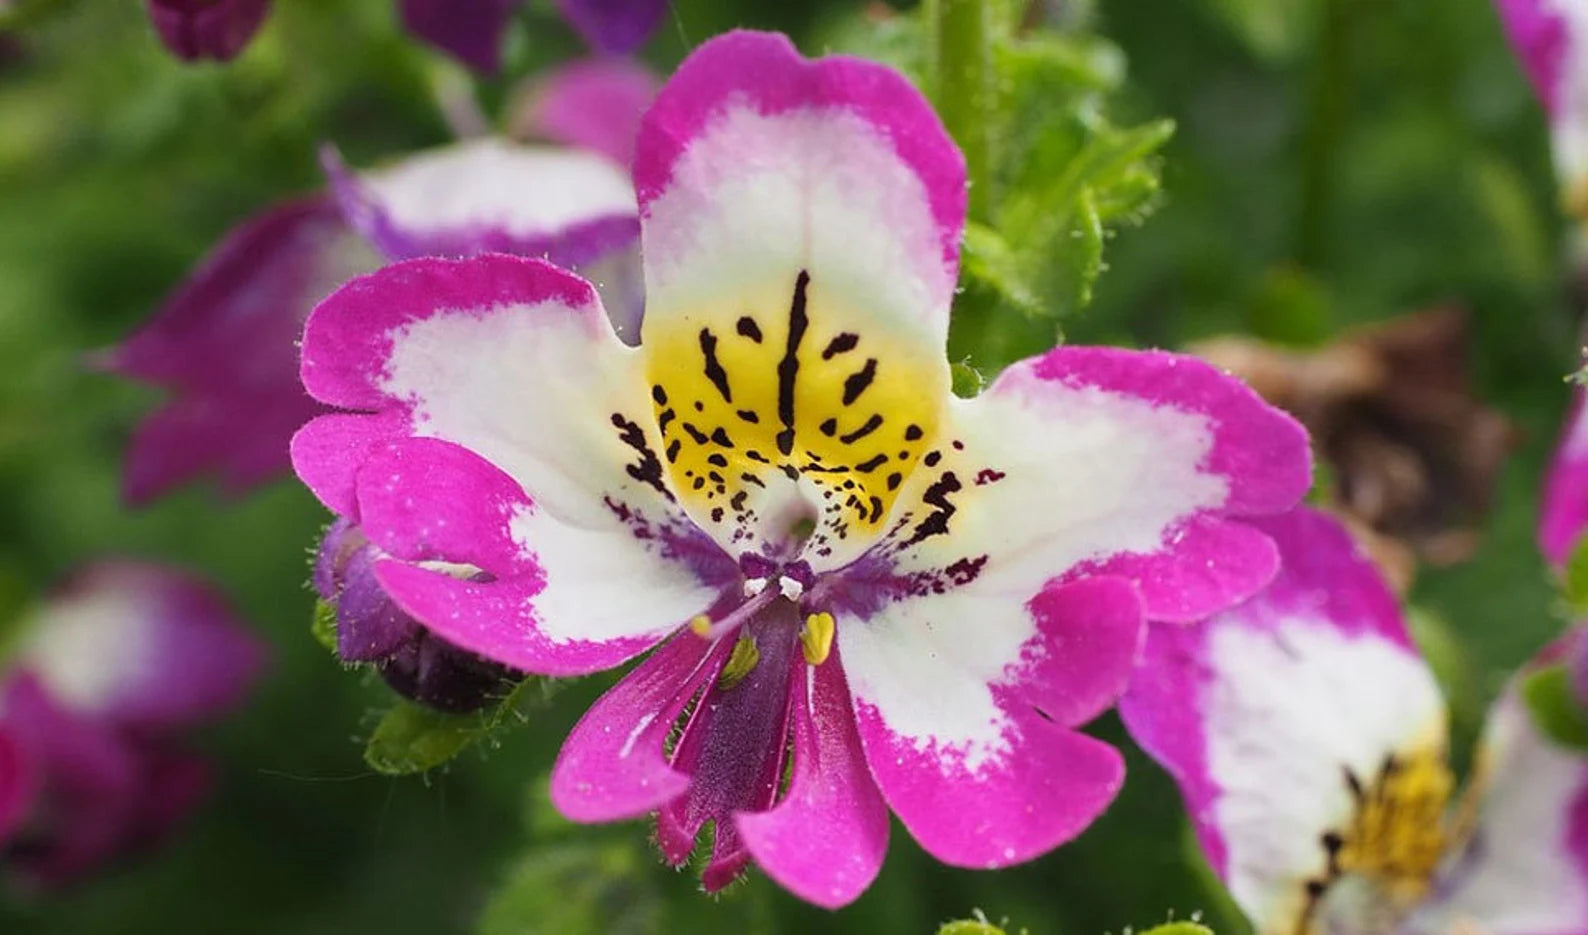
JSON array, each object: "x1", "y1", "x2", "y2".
[
  {"x1": 631, "y1": 29, "x2": 966, "y2": 273},
  {"x1": 1541, "y1": 389, "x2": 1588, "y2": 566}
]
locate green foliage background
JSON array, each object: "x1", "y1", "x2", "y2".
[{"x1": 0, "y1": 0, "x2": 1573, "y2": 931}]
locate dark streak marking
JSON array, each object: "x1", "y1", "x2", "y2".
[
  {"x1": 736, "y1": 409, "x2": 759, "y2": 424},
  {"x1": 867, "y1": 496, "x2": 883, "y2": 522},
  {"x1": 821, "y1": 332, "x2": 859, "y2": 360},
  {"x1": 694, "y1": 401, "x2": 704, "y2": 412},
  {"x1": 840, "y1": 414, "x2": 883, "y2": 444},
  {"x1": 776, "y1": 271, "x2": 811, "y2": 456},
  {"x1": 746, "y1": 450, "x2": 769, "y2": 464},
  {"x1": 708, "y1": 453, "x2": 728, "y2": 468},
  {"x1": 730, "y1": 491, "x2": 748, "y2": 512},
  {"x1": 901, "y1": 471, "x2": 961, "y2": 547},
  {"x1": 692, "y1": 476, "x2": 705, "y2": 491},
  {"x1": 665, "y1": 440, "x2": 681, "y2": 463},
  {"x1": 841, "y1": 359, "x2": 877, "y2": 406},
  {"x1": 699, "y1": 329, "x2": 733, "y2": 403},
  {"x1": 975, "y1": 468, "x2": 1006, "y2": 486},
  {"x1": 609, "y1": 413, "x2": 673, "y2": 500},
  {"x1": 651, "y1": 385, "x2": 667, "y2": 405},
  {"x1": 854, "y1": 453, "x2": 888, "y2": 473},
  {"x1": 886, "y1": 472, "x2": 903, "y2": 491},
  {"x1": 736, "y1": 317, "x2": 762, "y2": 343},
  {"x1": 657, "y1": 409, "x2": 676, "y2": 432},
  {"x1": 819, "y1": 418, "x2": 837, "y2": 437},
  {"x1": 710, "y1": 427, "x2": 734, "y2": 448},
  {"x1": 741, "y1": 472, "x2": 766, "y2": 488},
  {"x1": 683, "y1": 423, "x2": 709, "y2": 445},
  {"x1": 904, "y1": 424, "x2": 924, "y2": 441},
  {"x1": 923, "y1": 451, "x2": 942, "y2": 468},
  {"x1": 780, "y1": 465, "x2": 799, "y2": 481}
]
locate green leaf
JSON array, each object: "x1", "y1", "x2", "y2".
[
  {"x1": 1199, "y1": 0, "x2": 1321, "y2": 62},
  {"x1": 310, "y1": 598, "x2": 338, "y2": 653},
  {"x1": 1521, "y1": 664, "x2": 1588, "y2": 752},
  {"x1": 363, "y1": 676, "x2": 564, "y2": 776},
  {"x1": 476, "y1": 840, "x2": 661, "y2": 935},
  {"x1": 960, "y1": 223, "x2": 1043, "y2": 318}
]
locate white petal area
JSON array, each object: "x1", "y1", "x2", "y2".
[
  {"x1": 1548, "y1": 0, "x2": 1588, "y2": 197},
  {"x1": 355, "y1": 139, "x2": 636, "y2": 243},
  {"x1": 887, "y1": 379, "x2": 1227, "y2": 585},
  {"x1": 1410, "y1": 691, "x2": 1588, "y2": 935},
  {"x1": 1205, "y1": 617, "x2": 1447, "y2": 934},
  {"x1": 641, "y1": 104, "x2": 953, "y2": 352},
  {"x1": 378, "y1": 294, "x2": 658, "y2": 528}
]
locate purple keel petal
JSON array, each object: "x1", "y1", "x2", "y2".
[
  {"x1": 555, "y1": 0, "x2": 668, "y2": 55},
  {"x1": 841, "y1": 576, "x2": 1141, "y2": 868},
  {"x1": 97, "y1": 196, "x2": 377, "y2": 505},
  {"x1": 737, "y1": 646, "x2": 890, "y2": 909},
  {"x1": 397, "y1": 0, "x2": 519, "y2": 74},
  {"x1": 550, "y1": 634, "x2": 726, "y2": 822},
  {"x1": 146, "y1": 0, "x2": 272, "y2": 63}
]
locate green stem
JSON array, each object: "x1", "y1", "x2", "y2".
[
  {"x1": 1296, "y1": 0, "x2": 1348, "y2": 267},
  {"x1": 929, "y1": 0, "x2": 995, "y2": 220}
]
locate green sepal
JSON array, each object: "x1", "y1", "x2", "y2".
[
  {"x1": 938, "y1": 917, "x2": 1014, "y2": 935},
  {"x1": 364, "y1": 676, "x2": 563, "y2": 776},
  {"x1": 1562, "y1": 534, "x2": 1588, "y2": 617},
  {"x1": 1136, "y1": 923, "x2": 1215, "y2": 935},
  {"x1": 1521, "y1": 664, "x2": 1588, "y2": 753},
  {"x1": 310, "y1": 598, "x2": 338, "y2": 654}
]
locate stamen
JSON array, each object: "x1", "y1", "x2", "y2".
[
  {"x1": 778, "y1": 575, "x2": 805, "y2": 601},
  {"x1": 717, "y1": 634, "x2": 761, "y2": 690},
  {"x1": 801, "y1": 612, "x2": 836, "y2": 666},
  {"x1": 689, "y1": 587, "x2": 778, "y2": 641},
  {"x1": 743, "y1": 577, "x2": 768, "y2": 598}
]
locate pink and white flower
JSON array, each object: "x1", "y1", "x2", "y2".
[
  {"x1": 291, "y1": 31, "x2": 1310, "y2": 905},
  {"x1": 1121, "y1": 507, "x2": 1588, "y2": 935},
  {"x1": 98, "y1": 59, "x2": 653, "y2": 505},
  {"x1": 0, "y1": 562, "x2": 265, "y2": 886}
]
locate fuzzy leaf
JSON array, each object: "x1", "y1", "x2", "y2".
[
  {"x1": 476, "y1": 840, "x2": 661, "y2": 935},
  {"x1": 1521, "y1": 664, "x2": 1588, "y2": 752},
  {"x1": 1137, "y1": 923, "x2": 1215, "y2": 935},
  {"x1": 364, "y1": 676, "x2": 563, "y2": 776}
]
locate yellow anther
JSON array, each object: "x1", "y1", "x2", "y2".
[
  {"x1": 801, "y1": 612, "x2": 836, "y2": 666},
  {"x1": 717, "y1": 635, "x2": 760, "y2": 690},
  {"x1": 689, "y1": 615, "x2": 712, "y2": 637}
]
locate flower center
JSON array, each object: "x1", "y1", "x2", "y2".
[
  {"x1": 688, "y1": 556, "x2": 836, "y2": 667},
  {"x1": 641, "y1": 269, "x2": 949, "y2": 562},
  {"x1": 1302, "y1": 746, "x2": 1455, "y2": 934}
]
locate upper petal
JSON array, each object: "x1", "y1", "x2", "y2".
[
  {"x1": 323, "y1": 139, "x2": 639, "y2": 270},
  {"x1": 14, "y1": 562, "x2": 266, "y2": 730},
  {"x1": 632, "y1": 31, "x2": 964, "y2": 560},
  {"x1": 1119, "y1": 507, "x2": 1448, "y2": 935},
  {"x1": 838, "y1": 575, "x2": 1141, "y2": 868},
  {"x1": 96, "y1": 196, "x2": 378, "y2": 504},
  {"x1": 879, "y1": 346, "x2": 1311, "y2": 622},
  {"x1": 514, "y1": 57, "x2": 658, "y2": 166},
  {"x1": 294, "y1": 254, "x2": 664, "y2": 522},
  {"x1": 1409, "y1": 680, "x2": 1588, "y2": 935}
]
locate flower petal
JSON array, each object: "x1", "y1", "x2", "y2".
[
  {"x1": 98, "y1": 196, "x2": 378, "y2": 504},
  {"x1": 514, "y1": 57, "x2": 658, "y2": 166},
  {"x1": 356, "y1": 436, "x2": 732, "y2": 675},
  {"x1": 554, "y1": 0, "x2": 667, "y2": 55},
  {"x1": 837, "y1": 575, "x2": 1140, "y2": 868},
  {"x1": 295, "y1": 254, "x2": 668, "y2": 525},
  {"x1": 736, "y1": 645, "x2": 890, "y2": 909},
  {"x1": 633, "y1": 31, "x2": 964, "y2": 559},
  {"x1": 1409, "y1": 684, "x2": 1588, "y2": 935},
  {"x1": 1541, "y1": 389, "x2": 1588, "y2": 565},
  {"x1": 15, "y1": 563, "x2": 265, "y2": 730},
  {"x1": 1119, "y1": 508, "x2": 1446, "y2": 935},
  {"x1": 879, "y1": 346, "x2": 1311, "y2": 622},
  {"x1": 550, "y1": 633, "x2": 726, "y2": 822},
  {"x1": 0, "y1": 721, "x2": 38, "y2": 844},
  {"x1": 396, "y1": 0, "x2": 518, "y2": 73},
  {"x1": 323, "y1": 139, "x2": 638, "y2": 269},
  {"x1": 1495, "y1": 0, "x2": 1571, "y2": 117}
]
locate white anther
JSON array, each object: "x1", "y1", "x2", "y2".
[
  {"x1": 777, "y1": 576, "x2": 805, "y2": 601},
  {"x1": 743, "y1": 577, "x2": 768, "y2": 598}
]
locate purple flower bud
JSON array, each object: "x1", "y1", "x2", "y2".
[
  {"x1": 145, "y1": 0, "x2": 272, "y2": 63},
  {"x1": 313, "y1": 521, "x2": 520, "y2": 712}
]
